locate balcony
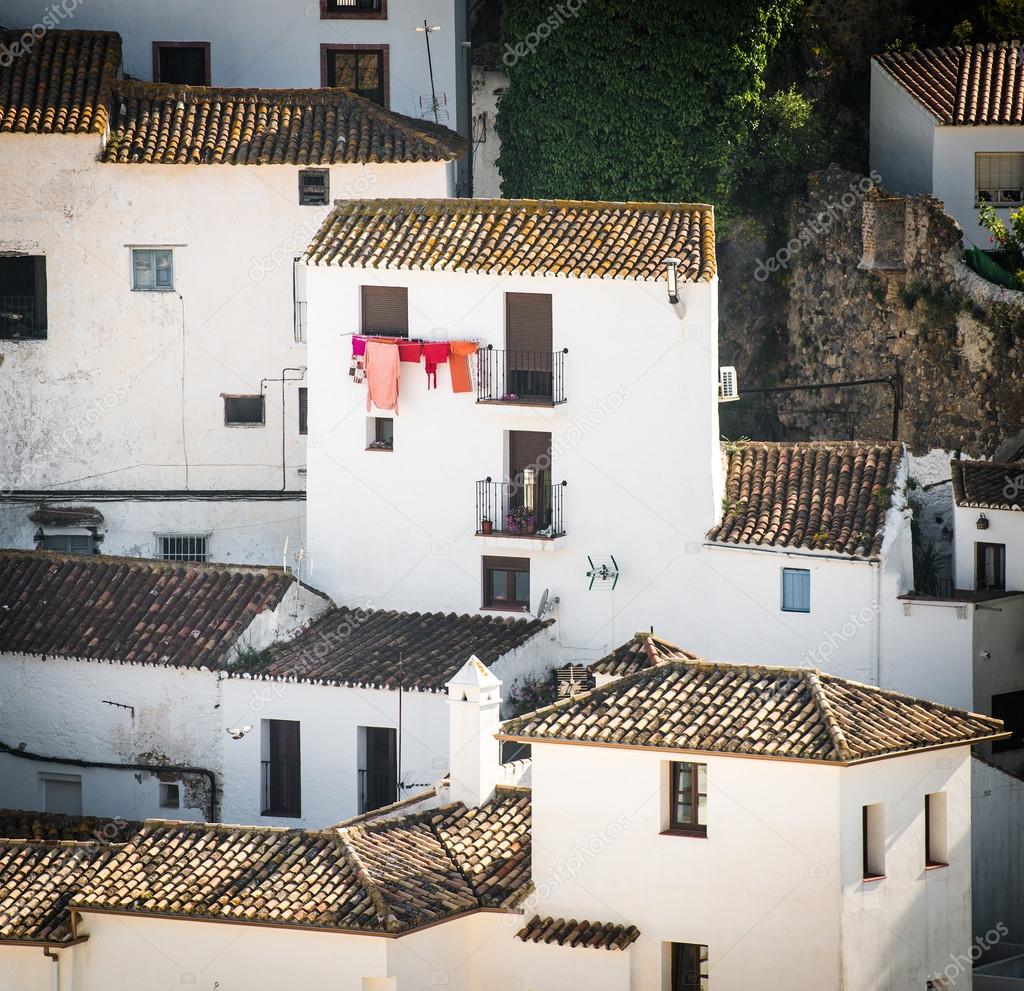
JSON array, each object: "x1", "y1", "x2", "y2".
[
  {"x1": 476, "y1": 475, "x2": 567, "y2": 539},
  {"x1": 0, "y1": 295, "x2": 44, "y2": 340},
  {"x1": 260, "y1": 759, "x2": 301, "y2": 817},
  {"x1": 358, "y1": 767, "x2": 397, "y2": 814},
  {"x1": 477, "y1": 346, "x2": 567, "y2": 406}
]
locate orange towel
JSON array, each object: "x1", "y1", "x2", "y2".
[
  {"x1": 365, "y1": 340, "x2": 400, "y2": 414},
  {"x1": 449, "y1": 341, "x2": 477, "y2": 394}
]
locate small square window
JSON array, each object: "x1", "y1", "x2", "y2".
[
  {"x1": 153, "y1": 42, "x2": 210, "y2": 85},
  {"x1": 781, "y1": 568, "x2": 810, "y2": 613},
  {"x1": 299, "y1": 169, "x2": 330, "y2": 206},
  {"x1": 321, "y1": 0, "x2": 386, "y2": 17},
  {"x1": 132, "y1": 248, "x2": 174, "y2": 291},
  {"x1": 224, "y1": 395, "x2": 265, "y2": 426},
  {"x1": 366, "y1": 416, "x2": 393, "y2": 450},
  {"x1": 159, "y1": 782, "x2": 181, "y2": 809},
  {"x1": 157, "y1": 534, "x2": 209, "y2": 562},
  {"x1": 41, "y1": 533, "x2": 94, "y2": 554},
  {"x1": 322, "y1": 46, "x2": 388, "y2": 106},
  {"x1": 483, "y1": 556, "x2": 530, "y2": 610}
]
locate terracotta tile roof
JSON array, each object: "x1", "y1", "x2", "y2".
[
  {"x1": 73, "y1": 790, "x2": 533, "y2": 933},
  {"x1": 305, "y1": 198, "x2": 717, "y2": 282},
  {"x1": 0, "y1": 550, "x2": 296, "y2": 667},
  {"x1": 0, "y1": 840, "x2": 118, "y2": 943},
  {"x1": 589, "y1": 631, "x2": 698, "y2": 678},
  {"x1": 102, "y1": 82, "x2": 465, "y2": 165},
  {"x1": 707, "y1": 441, "x2": 901, "y2": 558},
  {"x1": 951, "y1": 459, "x2": 1024, "y2": 511},
  {"x1": 517, "y1": 915, "x2": 640, "y2": 950},
  {"x1": 876, "y1": 41, "x2": 1024, "y2": 125},
  {"x1": 254, "y1": 606, "x2": 551, "y2": 692},
  {"x1": 499, "y1": 653, "x2": 1007, "y2": 764},
  {"x1": 0, "y1": 808, "x2": 139, "y2": 843},
  {"x1": 0, "y1": 29, "x2": 120, "y2": 135}
]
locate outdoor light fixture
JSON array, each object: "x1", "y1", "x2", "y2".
[
  {"x1": 976, "y1": 513, "x2": 990, "y2": 530},
  {"x1": 940, "y1": 525, "x2": 953, "y2": 543},
  {"x1": 664, "y1": 257, "x2": 680, "y2": 304}
]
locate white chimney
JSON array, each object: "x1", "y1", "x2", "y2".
[{"x1": 446, "y1": 655, "x2": 502, "y2": 807}]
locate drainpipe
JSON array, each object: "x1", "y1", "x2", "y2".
[
  {"x1": 872, "y1": 561, "x2": 882, "y2": 687},
  {"x1": 260, "y1": 367, "x2": 306, "y2": 491},
  {"x1": 43, "y1": 947, "x2": 59, "y2": 991}
]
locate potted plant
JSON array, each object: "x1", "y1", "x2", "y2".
[
  {"x1": 506, "y1": 505, "x2": 536, "y2": 535},
  {"x1": 480, "y1": 518, "x2": 493, "y2": 535}
]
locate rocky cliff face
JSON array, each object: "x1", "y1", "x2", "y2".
[{"x1": 719, "y1": 166, "x2": 1024, "y2": 458}]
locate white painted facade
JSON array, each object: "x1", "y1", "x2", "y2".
[
  {"x1": 953, "y1": 500, "x2": 1024, "y2": 593},
  {"x1": 870, "y1": 59, "x2": 1024, "y2": 247},
  {"x1": 303, "y1": 260, "x2": 721, "y2": 659},
  {"x1": 0, "y1": 0, "x2": 467, "y2": 130},
  {"x1": 0, "y1": 129, "x2": 450, "y2": 564}
]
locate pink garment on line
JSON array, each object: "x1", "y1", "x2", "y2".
[
  {"x1": 422, "y1": 342, "x2": 450, "y2": 390},
  {"x1": 365, "y1": 340, "x2": 400, "y2": 414},
  {"x1": 352, "y1": 335, "x2": 368, "y2": 356}
]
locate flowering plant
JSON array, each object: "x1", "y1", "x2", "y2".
[{"x1": 505, "y1": 505, "x2": 536, "y2": 534}]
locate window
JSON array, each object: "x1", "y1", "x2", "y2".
[
  {"x1": 0, "y1": 255, "x2": 46, "y2": 339},
  {"x1": 41, "y1": 533, "x2": 94, "y2": 554},
  {"x1": 132, "y1": 248, "x2": 174, "y2": 291},
  {"x1": 321, "y1": 45, "x2": 388, "y2": 106},
  {"x1": 976, "y1": 152, "x2": 1024, "y2": 205},
  {"x1": 153, "y1": 42, "x2": 211, "y2": 85},
  {"x1": 367, "y1": 416, "x2": 393, "y2": 450},
  {"x1": 358, "y1": 726, "x2": 397, "y2": 813},
  {"x1": 483, "y1": 556, "x2": 530, "y2": 610},
  {"x1": 925, "y1": 792, "x2": 948, "y2": 868},
  {"x1": 41, "y1": 774, "x2": 82, "y2": 816},
  {"x1": 976, "y1": 542, "x2": 1006, "y2": 592},
  {"x1": 321, "y1": 0, "x2": 386, "y2": 18},
  {"x1": 992, "y1": 690, "x2": 1024, "y2": 752},
  {"x1": 298, "y1": 169, "x2": 330, "y2": 206},
  {"x1": 159, "y1": 782, "x2": 181, "y2": 809},
  {"x1": 781, "y1": 567, "x2": 810, "y2": 612},
  {"x1": 862, "y1": 803, "x2": 885, "y2": 880},
  {"x1": 666, "y1": 761, "x2": 707, "y2": 835},
  {"x1": 506, "y1": 292, "x2": 555, "y2": 401},
  {"x1": 298, "y1": 387, "x2": 309, "y2": 436},
  {"x1": 261, "y1": 719, "x2": 301, "y2": 818},
  {"x1": 669, "y1": 942, "x2": 709, "y2": 991},
  {"x1": 361, "y1": 285, "x2": 408, "y2": 337},
  {"x1": 157, "y1": 534, "x2": 209, "y2": 562},
  {"x1": 224, "y1": 395, "x2": 265, "y2": 426}
]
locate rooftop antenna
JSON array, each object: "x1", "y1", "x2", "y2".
[{"x1": 416, "y1": 20, "x2": 443, "y2": 124}]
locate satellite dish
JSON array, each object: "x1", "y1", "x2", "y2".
[{"x1": 536, "y1": 588, "x2": 550, "y2": 619}]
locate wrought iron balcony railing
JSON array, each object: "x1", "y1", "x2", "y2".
[
  {"x1": 476, "y1": 475, "x2": 567, "y2": 539},
  {"x1": 477, "y1": 346, "x2": 567, "y2": 405},
  {"x1": 0, "y1": 295, "x2": 44, "y2": 340}
]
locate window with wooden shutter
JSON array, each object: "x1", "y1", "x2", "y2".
[
  {"x1": 361, "y1": 285, "x2": 408, "y2": 337},
  {"x1": 506, "y1": 292, "x2": 553, "y2": 400},
  {"x1": 508, "y1": 431, "x2": 553, "y2": 531},
  {"x1": 298, "y1": 387, "x2": 308, "y2": 435},
  {"x1": 262, "y1": 719, "x2": 301, "y2": 818},
  {"x1": 482, "y1": 556, "x2": 530, "y2": 610}
]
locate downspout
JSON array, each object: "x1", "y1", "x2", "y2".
[
  {"x1": 260, "y1": 367, "x2": 306, "y2": 492},
  {"x1": 872, "y1": 560, "x2": 882, "y2": 687},
  {"x1": 43, "y1": 947, "x2": 59, "y2": 991}
]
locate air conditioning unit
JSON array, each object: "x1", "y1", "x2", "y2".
[{"x1": 718, "y1": 366, "x2": 740, "y2": 403}]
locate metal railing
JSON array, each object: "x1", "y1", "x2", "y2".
[
  {"x1": 476, "y1": 476, "x2": 567, "y2": 538},
  {"x1": 0, "y1": 295, "x2": 43, "y2": 339},
  {"x1": 329, "y1": 0, "x2": 381, "y2": 8},
  {"x1": 477, "y1": 346, "x2": 567, "y2": 405},
  {"x1": 261, "y1": 759, "x2": 301, "y2": 817},
  {"x1": 358, "y1": 768, "x2": 397, "y2": 814}
]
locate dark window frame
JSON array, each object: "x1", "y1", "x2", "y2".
[
  {"x1": 366, "y1": 416, "x2": 394, "y2": 451},
  {"x1": 41, "y1": 533, "x2": 94, "y2": 555},
  {"x1": 224, "y1": 394, "x2": 266, "y2": 427},
  {"x1": 298, "y1": 168, "x2": 330, "y2": 206},
  {"x1": 482, "y1": 555, "x2": 530, "y2": 611},
  {"x1": 320, "y1": 0, "x2": 387, "y2": 19},
  {"x1": 320, "y1": 44, "x2": 390, "y2": 107},
  {"x1": 360, "y1": 284, "x2": 408, "y2": 338},
  {"x1": 992, "y1": 690, "x2": 1024, "y2": 752},
  {"x1": 976, "y1": 541, "x2": 1006, "y2": 592},
  {"x1": 152, "y1": 41, "x2": 211, "y2": 85},
  {"x1": 262, "y1": 719, "x2": 301, "y2": 818},
  {"x1": 358, "y1": 726, "x2": 398, "y2": 814},
  {"x1": 0, "y1": 254, "x2": 47, "y2": 340},
  {"x1": 666, "y1": 761, "x2": 707, "y2": 836},
  {"x1": 669, "y1": 942, "x2": 709, "y2": 991},
  {"x1": 298, "y1": 387, "x2": 309, "y2": 436}
]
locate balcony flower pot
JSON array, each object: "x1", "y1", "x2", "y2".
[
  {"x1": 480, "y1": 519, "x2": 493, "y2": 535},
  {"x1": 506, "y1": 507, "x2": 536, "y2": 535}
]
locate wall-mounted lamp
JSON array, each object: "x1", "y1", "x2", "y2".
[
  {"x1": 33, "y1": 527, "x2": 44, "y2": 547},
  {"x1": 940, "y1": 525, "x2": 953, "y2": 543},
  {"x1": 976, "y1": 513, "x2": 990, "y2": 530},
  {"x1": 663, "y1": 257, "x2": 680, "y2": 304}
]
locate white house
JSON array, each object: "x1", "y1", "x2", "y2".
[
  {"x1": 871, "y1": 40, "x2": 1024, "y2": 247},
  {"x1": 302, "y1": 195, "x2": 722, "y2": 661},
  {"x1": 0, "y1": 649, "x2": 1006, "y2": 991},
  {"x1": 0, "y1": 29, "x2": 463, "y2": 566}
]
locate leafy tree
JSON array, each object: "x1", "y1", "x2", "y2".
[{"x1": 496, "y1": 0, "x2": 797, "y2": 207}]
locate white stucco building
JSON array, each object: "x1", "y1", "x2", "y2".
[
  {"x1": 0, "y1": 28, "x2": 463, "y2": 566},
  {"x1": 0, "y1": 649, "x2": 1005, "y2": 991},
  {"x1": 871, "y1": 40, "x2": 1024, "y2": 248}
]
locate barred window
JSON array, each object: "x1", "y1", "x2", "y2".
[{"x1": 157, "y1": 534, "x2": 209, "y2": 562}]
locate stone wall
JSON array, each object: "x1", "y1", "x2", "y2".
[{"x1": 719, "y1": 166, "x2": 1024, "y2": 457}]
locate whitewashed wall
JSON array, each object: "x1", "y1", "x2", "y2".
[
  {"x1": 953, "y1": 503, "x2": 1024, "y2": 592},
  {"x1": 0, "y1": 0, "x2": 462, "y2": 124},
  {"x1": 303, "y1": 263, "x2": 720, "y2": 657},
  {"x1": 973, "y1": 756, "x2": 1024, "y2": 941},
  {"x1": 470, "y1": 67, "x2": 507, "y2": 197},
  {"x1": 870, "y1": 62, "x2": 937, "y2": 201}
]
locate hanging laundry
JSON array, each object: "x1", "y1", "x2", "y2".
[
  {"x1": 448, "y1": 341, "x2": 478, "y2": 394},
  {"x1": 365, "y1": 339, "x2": 400, "y2": 413},
  {"x1": 398, "y1": 341, "x2": 423, "y2": 364},
  {"x1": 349, "y1": 353, "x2": 366, "y2": 385},
  {"x1": 422, "y1": 342, "x2": 450, "y2": 390},
  {"x1": 352, "y1": 335, "x2": 368, "y2": 357}
]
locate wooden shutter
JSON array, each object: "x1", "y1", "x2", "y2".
[
  {"x1": 506, "y1": 293, "x2": 552, "y2": 352},
  {"x1": 32, "y1": 256, "x2": 46, "y2": 334},
  {"x1": 509, "y1": 430, "x2": 551, "y2": 478},
  {"x1": 361, "y1": 285, "x2": 408, "y2": 337},
  {"x1": 269, "y1": 720, "x2": 301, "y2": 816},
  {"x1": 298, "y1": 387, "x2": 308, "y2": 435}
]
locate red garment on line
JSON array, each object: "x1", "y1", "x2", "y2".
[
  {"x1": 398, "y1": 341, "x2": 423, "y2": 363},
  {"x1": 422, "y1": 342, "x2": 450, "y2": 389}
]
